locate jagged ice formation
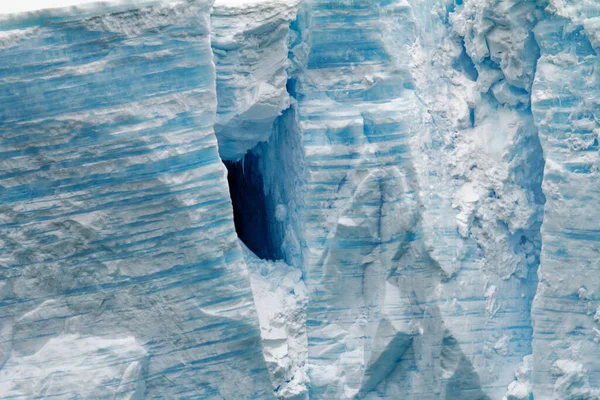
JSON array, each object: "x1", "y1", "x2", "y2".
[{"x1": 0, "y1": 0, "x2": 598, "y2": 399}]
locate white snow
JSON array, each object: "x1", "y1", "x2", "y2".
[{"x1": 241, "y1": 242, "x2": 309, "y2": 399}]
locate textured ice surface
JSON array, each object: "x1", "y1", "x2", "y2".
[
  {"x1": 0, "y1": 0, "x2": 185, "y2": 16},
  {"x1": 0, "y1": 1, "x2": 273, "y2": 398},
  {"x1": 211, "y1": 0, "x2": 298, "y2": 160},
  {"x1": 1, "y1": 0, "x2": 599, "y2": 399},
  {"x1": 0, "y1": 334, "x2": 148, "y2": 399},
  {"x1": 243, "y1": 242, "x2": 309, "y2": 399},
  {"x1": 531, "y1": 8, "x2": 600, "y2": 399}
]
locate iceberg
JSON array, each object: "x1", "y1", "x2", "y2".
[
  {"x1": 0, "y1": 1, "x2": 273, "y2": 398},
  {"x1": 0, "y1": 0, "x2": 598, "y2": 399}
]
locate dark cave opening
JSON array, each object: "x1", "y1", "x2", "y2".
[{"x1": 224, "y1": 151, "x2": 282, "y2": 261}]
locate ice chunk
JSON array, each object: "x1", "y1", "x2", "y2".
[
  {"x1": 242, "y1": 242, "x2": 309, "y2": 399},
  {"x1": 212, "y1": 0, "x2": 299, "y2": 160}
]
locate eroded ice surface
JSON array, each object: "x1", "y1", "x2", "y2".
[
  {"x1": 211, "y1": 0, "x2": 298, "y2": 160},
  {"x1": 0, "y1": 334, "x2": 147, "y2": 399},
  {"x1": 1, "y1": 0, "x2": 599, "y2": 399},
  {"x1": 0, "y1": 1, "x2": 273, "y2": 398}
]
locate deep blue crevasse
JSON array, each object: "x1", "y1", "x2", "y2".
[{"x1": 225, "y1": 152, "x2": 283, "y2": 261}]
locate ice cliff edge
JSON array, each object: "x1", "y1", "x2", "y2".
[{"x1": 0, "y1": 0, "x2": 598, "y2": 399}]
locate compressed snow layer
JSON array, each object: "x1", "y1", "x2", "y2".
[
  {"x1": 1, "y1": 0, "x2": 121, "y2": 14},
  {"x1": 214, "y1": 0, "x2": 276, "y2": 6}
]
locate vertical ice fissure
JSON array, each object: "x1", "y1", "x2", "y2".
[
  {"x1": 224, "y1": 153, "x2": 284, "y2": 261},
  {"x1": 211, "y1": 2, "x2": 309, "y2": 398}
]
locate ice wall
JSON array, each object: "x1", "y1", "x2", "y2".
[
  {"x1": 0, "y1": 1, "x2": 274, "y2": 398},
  {"x1": 277, "y1": 0, "x2": 548, "y2": 398},
  {"x1": 290, "y1": 1, "x2": 428, "y2": 398},
  {"x1": 531, "y1": 3, "x2": 600, "y2": 398},
  {"x1": 277, "y1": 0, "x2": 595, "y2": 398},
  {"x1": 1, "y1": 0, "x2": 599, "y2": 399}
]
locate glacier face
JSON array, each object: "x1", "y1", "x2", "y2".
[
  {"x1": 289, "y1": 1, "x2": 546, "y2": 398},
  {"x1": 531, "y1": 7, "x2": 600, "y2": 398},
  {"x1": 0, "y1": 0, "x2": 598, "y2": 399},
  {"x1": 0, "y1": 2, "x2": 273, "y2": 398}
]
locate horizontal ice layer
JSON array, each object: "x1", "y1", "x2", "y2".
[
  {"x1": 211, "y1": 0, "x2": 298, "y2": 160},
  {"x1": 292, "y1": 1, "x2": 426, "y2": 397},
  {"x1": 0, "y1": 2, "x2": 274, "y2": 398}
]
